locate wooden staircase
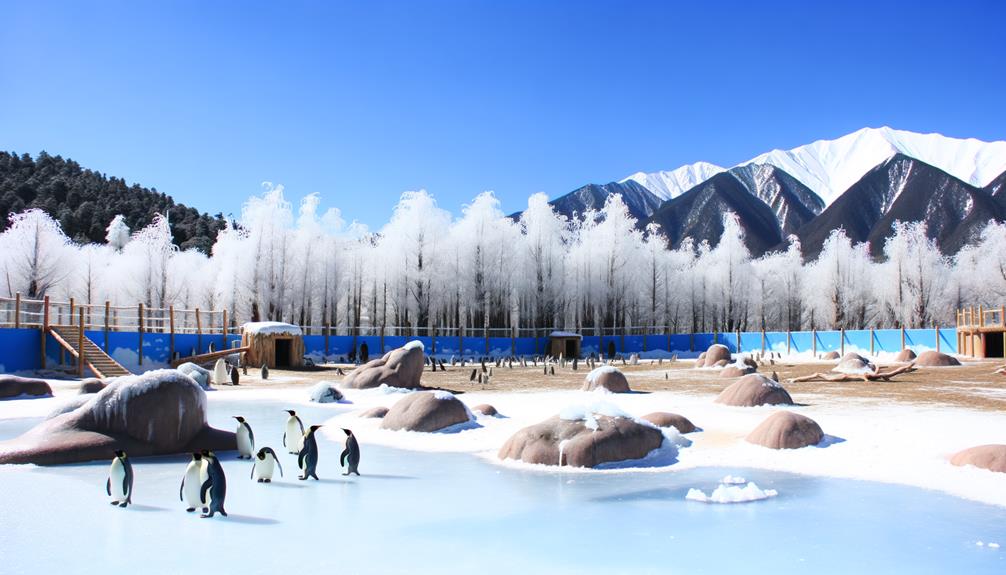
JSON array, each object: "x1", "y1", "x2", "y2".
[{"x1": 49, "y1": 325, "x2": 132, "y2": 378}]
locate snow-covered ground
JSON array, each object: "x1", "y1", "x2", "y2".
[{"x1": 1, "y1": 382, "x2": 1005, "y2": 573}]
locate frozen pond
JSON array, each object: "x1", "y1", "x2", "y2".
[{"x1": 1, "y1": 396, "x2": 1004, "y2": 574}]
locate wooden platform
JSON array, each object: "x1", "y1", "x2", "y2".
[{"x1": 170, "y1": 346, "x2": 250, "y2": 368}]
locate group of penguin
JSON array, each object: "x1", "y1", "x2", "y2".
[{"x1": 106, "y1": 410, "x2": 362, "y2": 518}]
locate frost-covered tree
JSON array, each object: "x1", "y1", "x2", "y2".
[
  {"x1": 0, "y1": 209, "x2": 73, "y2": 298},
  {"x1": 105, "y1": 215, "x2": 131, "y2": 251}
]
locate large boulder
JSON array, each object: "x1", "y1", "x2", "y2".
[
  {"x1": 78, "y1": 378, "x2": 107, "y2": 394},
  {"x1": 581, "y1": 366, "x2": 630, "y2": 393},
  {"x1": 308, "y1": 381, "x2": 344, "y2": 403},
  {"x1": 358, "y1": 406, "x2": 389, "y2": 419},
  {"x1": 915, "y1": 351, "x2": 961, "y2": 367},
  {"x1": 746, "y1": 411, "x2": 823, "y2": 449},
  {"x1": 833, "y1": 352, "x2": 875, "y2": 375},
  {"x1": 715, "y1": 374, "x2": 793, "y2": 407},
  {"x1": 471, "y1": 404, "x2": 499, "y2": 416},
  {"x1": 0, "y1": 375, "x2": 53, "y2": 399},
  {"x1": 176, "y1": 362, "x2": 212, "y2": 390},
  {"x1": 720, "y1": 363, "x2": 755, "y2": 378},
  {"x1": 821, "y1": 351, "x2": 841, "y2": 360},
  {"x1": 696, "y1": 344, "x2": 731, "y2": 368},
  {"x1": 641, "y1": 412, "x2": 696, "y2": 433},
  {"x1": 894, "y1": 349, "x2": 917, "y2": 362},
  {"x1": 0, "y1": 369, "x2": 235, "y2": 465},
  {"x1": 498, "y1": 413, "x2": 664, "y2": 468},
  {"x1": 380, "y1": 391, "x2": 473, "y2": 432},
  {"x1": 342, "y1": 341, "x2": 425, "y2": 389},
  {"x1": 950, "y1": 444, "x2": 1006, "y2": 473}
]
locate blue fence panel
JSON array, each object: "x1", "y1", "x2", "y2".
[
  {"x1": 905, "y1": 329, "x2": 936, "y2": 350},
  {"x1": 873, "y1": 329, "x2": 902, "y2": 353},
  {"x1": 788, "y1": 332, "x2": 811, "y2": 353},
  {"x1": 487, "y1": 337, "x2": 512, "y2": 356},
  {"x1": 0, "y1": 329, "x2": 40, "y2": 372},
  {"x1": 844, "y1": 330, "x2": 872, "y2": 354},
  {"x1": 693, "y1": 333, "x2": 715, "y2": 351},
  {"x1": 581, "y1": 336, "x2": 600, "y2": 356},
  {"x1": 939, "y1": 329, "x2": 958, "y2": 354},
  {"x1": 513, "y1": 337, "x2": 537, "y2": 356},
  {"x1": 669, "y1": 334, "x2": 692, "y2": 352},
  {"x1": 763, "y1": 332, "x2": 787, "y2": 353},
  {"x1": 815, "y1": 331, "x2": 842, "y2": 353},
  {"x1": 622, "y1": 335, "x2": 645, "y2": 353},
  {"x1": 302, "y1": 335, "x2": 326, "y2": 356},
  {"x1": 354, "y1": 336, "x2": 380, "y2": 358}
]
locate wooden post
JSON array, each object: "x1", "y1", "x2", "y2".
[
  {"x1": 14, "y1": 292, "x2": 20, "y2": 328},
  {"x1": 104, "y1": 301, "x2": 110, "y2": 352},
  {"x1": 642, "y1": 331, "x2": 647, "y2": 353},
  {"x1": 620, "y1": 331, "x2": 625, "y2": 354},
  {"x1": 786, "y1": 329, "x2": 791, "y2": 355},
  {"x1": 870, "y1": 328, "x2": 875, "y2": 355},
  {"x1": 689, "y1": 333, "x2": 694, "y2": 352},
  {"x1": 432, "y1": 325, "x2": 437, "y2": 355},
  {"x1": 222, "y1": 309, "x2": 228, "y2": 349},
  {"x1": 138, "y1": 303, "x2": 144, "y2": 366},
  {"x1": 458, "y1": 327, "x2": 463, "y2": 358},
  {"x1": 41, "y1": 295, "x2": 50, "y2": 369},
  {"x1": 484, "y1": 326, "x2": 489, "y2": 356},
  {"x1": 168, "y1": 306, "x2": 175, "y2": 360},
  {"x1": 195, "y1": 308, "x2": 202, "y2": 353},
  {"x1": 324, "y1": 324, "x2": 330, "y2": 356},
  {"x1": 380, "y1": 325, "x2": 386, "y2": 355},
  {"x1": 900, "y1": 326, "x2": 905, "y2": 350},
  {"x1": 736, "y1": 329, "x2": 741, "y2": 353},
  {"x1": 78, "y1": 308, "x2": 85, "y2": 377},
  {"x1": 511, "y1": 326, "x2": 516, "y2": 356},
  {"x1": 935, "y1": 323, "x2": 940, "y2": 353},
  {"x1": 840, "y1": 328, "x2": 845, "y2": 356},
  {"x1": 761, "y1": 329, "x2": 766, "y2": 354},
  {"x1": 812, "y1": 328, "x2": 817, "y2": 356},
  {"x1": 979, "y1": 305, "x2": 984, "y2": 327},
  {"x1": 713, "y1": 330, "x2": 718, "y2": 345},
  {"x1": 69, "y1": 297, "x2": 75, "y2": 325}
]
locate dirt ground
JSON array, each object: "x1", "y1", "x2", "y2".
[{"x1": 222, "y1": 356, "x2": 1006, "y2": 412}]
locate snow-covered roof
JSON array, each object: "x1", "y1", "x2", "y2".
[
  {"x1": 242, "y1": 322, "x2": 303, "y2": 336},
  {"x1": 549, "y1": 331, "x2": 581, "y2": 339}
]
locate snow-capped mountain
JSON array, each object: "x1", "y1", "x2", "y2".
[
  {"x1": 620, "y1": 161, "x2": 724, "y2": 201},
  {"x1": 627, "y1": 127, "x2": 1006, "y2": 207},
  {"x1": 509, "y1": 180, "x2": 662, "y2": 227}
]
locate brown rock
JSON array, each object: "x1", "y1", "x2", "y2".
[
  {"x1": 471, "y1": 404, "x2": 498, "y2": 416},
  {"x1": 720, "y1": 364, "x2": 755, "y2": 378},
  {"x1": 0, "y1": 369, "x2": 234, "y2": 464},
  {"x1": 821, "y1": 351, "x2": 840, "y2": 360},
  {"x1": 0, "y1": 375, "x2": 53, "y2": 399},
  {"x1": 342, "y1": 342, "x2": 426, "y2": 389},
  {"x1": 358, "y1": 406, "x2": 389, "y2": 419},
  {"x1": 742, "y1": 357, "x2": 758, "y2": 369},
  {"x1": 833, "y1": 352, "x2": 875, "y2": 374},
  {"x1": 915, "y1": 351, "x2": 960, "y2": 367},
  {"x1": 581, "y1": 367, "x2": 630, "y2": 393},
  {"x1": 380, "y1": 391, "x2": 472, "y2": 432},
  {"x1": 78, "y1": 378, "x2": 107, "y2": 394},
  {"x1": 640, "y1": 412, "x2": 696, "y2": 433},
  {"x1": 950, "y1": 444, "x2": 1006, "y2": 473},
  {"x1": 702, "y1": 344, "x2": 732, "y2": 367},
  {"x1": 894, "y1": 349, "x2": 917, "y2": 362},
  {"x1": 746, "y1": 411, "x2": 824, "y2": 449},
  {"x1": 498, "y1": 414, "x2": 663, "y2": 468},
  {"x1": 715, "y1": 374, "x2": 794, "y2": 407}
]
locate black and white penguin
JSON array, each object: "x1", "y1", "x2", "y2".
[
  {"x1": 283, "y1": 410, "x2": 305, "y2": 454},
  {"x1": 106, "y1": 450, "x2": 133, "y2": 508},
  {"x1": 340, "y1": 428, "x2": 360, "y2": 476},
  {"x1": 261, "y1": 364, "x2": 269, "y2": 380},
  {"x1": 469, "y1": 369, "x2": 477, "y2": 382},
  {"x1": 179, "y1": 452, "x2": 208, "y2": 512},
  {"x1": 230, "y1": 365, "x2": 240, "y2": 386},
  {"x1": 234, "y1": 416, "x2": 255, "y2": 459},
  {"x1": 298, "y1": 425, "x2": 323, "y2": 480},
  {"x1": 250, "y1": 447, "x2": 283, "y2": 483},
  {"x1": 199, "y1": 451, "x2": 228, "y2": 518}
]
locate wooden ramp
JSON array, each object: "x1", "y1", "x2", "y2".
[
  {"x1": 171, "y1": 346, "x2": 250, "y2": 368},
  {"x1": 49, "y1": 325, "x2": 132, "y2": 378}
]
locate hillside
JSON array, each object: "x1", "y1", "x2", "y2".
[{"x1": 0, "y1": 151, "x2": 226, "y2": 252}]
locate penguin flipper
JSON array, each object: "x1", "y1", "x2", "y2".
[
  {"x1": 249, "y1": 463, "x2": 256, "y2": 480},
  {"x1": 297, "y1": 449, "x2": 306, "y2": 470},
  {"x1": 248, "y1": 426, "x2": 255, "y2": 448},
  {"x1": 200, "y1": 478, "x2": 212, "y2": 504},
  {"x1": 340, "y1": 447, "x2": 349, "y2": 467},
  {"x1": 297, "y1": 417, "x2": 304, "y2": 434},
  {"x1": 106, "y1": 477, "x2": 111, "y2": 496},
  {"x1": 179, "y1": 478, "x2": 185, "y2": 501},
  {"x1": 282, "y1": 431, "x2": 287, "y2": 447}
]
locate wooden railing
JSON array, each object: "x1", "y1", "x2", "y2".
[{"x1": 957, "y1": 305, "x2": 1006, "y2": 331}]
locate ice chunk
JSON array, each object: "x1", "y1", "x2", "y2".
[{"x1": 685, "y1": 482, "x2": 779, "y2": 504}]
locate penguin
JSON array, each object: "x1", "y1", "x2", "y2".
[
  {"x1": 242, "y1": 363, "x2": 248, "y2": 376},
  {"x1": 469, "y1": 369, "x2": 477, "y2": 382},
  {"x1": 298, "y1": 425, "x2": 323, "y2": 480},
  {"x1": 337, "y1": 367, "x2": 346, "y2": 376},
  {"x1": 340, "y1": 428, "x2": 360, "y2": 476},
  {"x1": 179, "y1": 452, "x2": 208, "y2": 512},
  {"x1": 230, "y1": 365, "x2": 240, "y2": 386},
  {"x1": 208, "y1": 342, "x2": 216, "y2": 353},
  {"x1": 106, "y1": 450, "x2": 133, "y2": 508},
  {"x1": 283, "y1": 409, "x2": 305, "y2": 454},
  {"x1": 250, "y1": 447, "x2": 283, "y2": 483},
  {"x1": 550, "y1": 365, "x2": 555, "y2": 376},
  {"x1": 261, "y1": 364, "x2": 269, "y2": 380},
  {"x1": 543, "y1": 365, "x2": 547, "y2": 375},
  {"x1": 234, "y1": 416, "x2": 255, "y2": 459},
  {"x1": 214, "y1": 358, "x2": 228, "y2": 385},
  {"x1": 572, "y1": 358, "x2": 578, "y2": 371},
  {"x1": 199, "y1": 451, "x2": 228, "y2": 518}
]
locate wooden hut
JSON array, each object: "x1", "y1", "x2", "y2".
[
  {"x1": 548, "y1": 331, "x2": 581, "y2": 359},
  {"x1": 957, "y1": 306, "x2": 1006, "y2": 358},
  {"x1": 241, "y1": 322, "x2": 305, "y2": 368}
]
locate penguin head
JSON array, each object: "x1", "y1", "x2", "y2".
[
  {"x1": 255, "y1": 449, "x2": 266, "y2": 460},
  {"x1": 341, "y1": 428, "x2": 352, "y2": 436},
  {"x1": 192, "y1": 452, "x2": 203, "y2": 460},
  {"x1": 285, "y1": 409, "x2": 296, "y2": 416},
  {"x1": 113, "y1": 450, "x2": 126, "y2": 459},
  {"x1": 233, "y1": 416, "x2": 246, "y2": 423},
  {"x1": 200, "y1": 449, "x2": 210, "y2": 457},
  {"x1": 308, "y1": 425, "x2": 323, "y2": 434}
]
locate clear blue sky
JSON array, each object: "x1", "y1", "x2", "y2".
[{"x1": 2, "y1": 0, "x2": 1004, "y2": 227}]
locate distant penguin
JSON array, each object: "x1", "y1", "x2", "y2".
[
  {"x1": 250, "y1": 447, "x2": 283, "y2": 483},
  {"x1": 199, "y1": 451, "x2": 228, "y2": 518},
  {"x1": 234, "y1": 416, "x2": 255, "y2": 459},
  {"x1": 543, "y1": 365, "x2": 547, "y2": 375},
  {"x1": 772, "y1": 370, "x2": 780, "y2": 382},
  {"x1": 469, "y1": 369, "x2": 477, "y2": 382},
  {"x1": 550, "y1": 365, "x2": 555, "y2": 376},
  {"x1": 572, "y1": 358, "x2": 578, "y2": 371},
  {"x1": 340, "y1": 428, "x2": 361, "y2": 476},
  {"x1": 261, "y1": 364, "x2": 269, "y2": 380},
  {"x1": 298, "y1": 425, "x2": 323, "y2": 481},
  {"x1": 212, "y1": 359, "x2": 227, "y2": 385},
  {"x1": 337, "y1": 367, "x2": 346, "y2": 376},
  {"x1": 179, "y1": 452, "x2": 208, "y2": 512},
  {"x1": 283, "y1": 410, "x2": 305, "y2": 454},
  {"x1": 230, "y1": 365, "x2": 240, "y2": 386},
  {"x1": 106, "y1": 450, "x2": 133, "y2": 508},
  {"x1": 242, "y1": 363, "x2": 248, "y2": 376}
]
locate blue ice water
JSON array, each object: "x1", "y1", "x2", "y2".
[{"x1": 0, "y1": 397, "x2": 1003, "y2": 574}]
